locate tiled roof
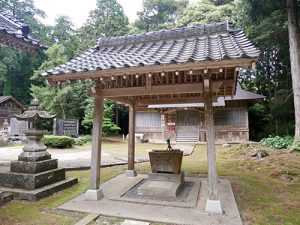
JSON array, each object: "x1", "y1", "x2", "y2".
[
  {"x1": 148, "y1": 84, "x2": 264, "y2": 109},
  {"x1": 226, "y1": 83, "x2": 265, "y2": 101},
  {"x1": 0, "y1": 9, "x2": 46, "y2": 51},
  {"x1": 0, "y1": 96, "x2": 11, "y2": 104},
  {"x1": 0, "y1": 96, "x2": 26, "y2": 110},
  {"x1": 42, "y1": 21, "x2": 260, "y2": 76}
]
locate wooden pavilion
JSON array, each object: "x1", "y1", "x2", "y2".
[
  {"x1": 0, "y1": 9, "x2": 46, "y2": 52},
  {"x1": 42, "y1": 21, "x2": 260, "y2": 214}
]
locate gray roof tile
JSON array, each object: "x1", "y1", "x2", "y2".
[
  {"x1": 43, "y1": 21, "x2": 260, "y2": 77},
  {"x1": 0, "y1": 9, "x2": 46, "y2": 51}
]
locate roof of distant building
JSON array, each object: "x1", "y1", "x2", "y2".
[
  {"x1": 0, "y1": 9, "x2": 47, "y2": 52},
  {"x1": 0, "y1": 96, "x2": 26, "y2": 110}
]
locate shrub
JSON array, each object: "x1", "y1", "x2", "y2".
[
  {"x1": 80, "y1": 135, "x2": 92, "y2": 143},
  {"x1": 43, "y1": 135, "x2": 75, "y2": 148},
  {"x1": 289, "y1": 141, "x2": 300, "y2": 151},
  {"x1": 260, "y1": 136, "x2": 294, "y2": 149},
  {"x1": 73, "y1": 137, "x2": 85, "y2": 146}
]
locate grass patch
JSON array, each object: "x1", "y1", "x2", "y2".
[{"x1": 1, "y1": 143, "x2": 300, "y2": 225}]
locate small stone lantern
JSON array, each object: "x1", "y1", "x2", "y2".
[
  {"x1": 0, "y1": 98, "x2": 77, "y2": 201},
  {"x1": 15, "y1": 97, "x2": 56, "y2": 161}
]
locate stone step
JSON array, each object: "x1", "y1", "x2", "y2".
[
  {"x1": 176, "y1": 136, "x2": 199, "y2": 140},
  {"x1": 0, "y1": 191, "x2": 13, "y2": 206},
  {"x1": 10, "y1": 159, "x2": 58, "y2": 174},
  {"x1": 0, "y1": 177, "x2": 78, "y2": 201},
  {"x1": 0, "y1": 168, "x2": 66, "y2": 190},
  {"x1": 176, "y1": 139, "x2": 199, "y2": 142}
]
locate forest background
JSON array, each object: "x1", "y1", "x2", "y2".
[{"x1": 0, "y1": 0, "x2": 299, "y2": 140}]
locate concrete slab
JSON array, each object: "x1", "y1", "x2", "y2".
[
  {"x1": 74, "y1": 213, "x2": 100, "y2": 225},
  {"x1": 138, "y1": 180, "x2": 181, "y2": 197},
  {"x1": 121, "y1": 219, "x2": 150, "y2": 225},
  {"x1": 112, "y1": 176, "x2": 200, "y2": 208},
  {"x1": 58, "y1": 174, "x2": 243, "y2": 225}
]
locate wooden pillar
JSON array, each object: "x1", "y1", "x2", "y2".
[
  {"x1": 126, "y1": 104, "x2": 137, "y2": 177},
  {"x1": 204, "y1": 80, "x2": 222, "y2": 214},
  {"x1": 85, "y1": 89, "x2": 104, "y2": 200}
]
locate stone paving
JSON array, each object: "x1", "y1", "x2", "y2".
[{"x1": 59, "y1": 173, "x2": 243, "y2": 225}]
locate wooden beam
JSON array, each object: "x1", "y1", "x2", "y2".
[
  {"x1": 47, "y1": 59, "x2": 256, "y2": 82},
  {"x1": 137, "y1": 97, "x2": 204, "y2": 105},
  {"x1": 102, "y1": 83, "x2": 204, "y2": 97}
]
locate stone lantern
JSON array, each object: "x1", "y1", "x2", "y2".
[
  {"x1": 0, "y1": 98, "x2": 77, "y2": 201},
  {"x1": 15, "y1": 97, "x2": 56, "y2": 162}
]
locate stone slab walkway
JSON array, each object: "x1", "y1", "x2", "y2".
[{"x1": 59, "y1": 174, "x2": 243, "y2": 225}]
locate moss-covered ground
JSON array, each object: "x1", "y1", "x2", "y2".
[{"x1": 0, "y1": 143, "x2": 299, "y2": 225}]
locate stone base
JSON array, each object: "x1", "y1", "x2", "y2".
[
  {"x1": 0, "y1": 191, "x2": 13, "y2": 206},
  {"x1": 0, "y1": 178, "x2": 78, "y2": 201},
  {"x1": 18, "y1": 151, "x2": 51, "y2": 162},
  {"x1": 138, "y1": 172, "x2": 185, "y2": 197},
  {"x1": 85, "y1": 189, "x2": 104, "y2": 201},
  {"x1": 125, "y1": 170, "x2": 137, "y2": 177},
  {"x1": 205, "y1": 199, "x2": 223, "y2": 214},
  {"x1": 148, "y1": 172, "x2": 184, "y2": 183},
  {"x1": 0, "y1": 168, "x2": 65, "y2": 190},
  {"x1": 10, "y1": 159, "x2": 58, "y2": 174},
  {"x1": 138, "y1": 180, "x2": 182, "y2": 197}
]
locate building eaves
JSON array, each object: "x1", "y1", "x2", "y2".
[
  {"x1": 42, "y1": 21, "x2": 260, "y2": 77},
  {"x1": 0, "y1": 9, "x2": 47, "y2": 52}
]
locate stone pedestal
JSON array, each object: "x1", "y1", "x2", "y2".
[
  {"x1": 0, "y1": 129, "x2": 78, "y2": 201},
  {"x1": 138, "y1": 150, "x2": 184, "y2": 197},
  {"x1": 138, "y1": 172, "x2": 184, "y2": 197}
]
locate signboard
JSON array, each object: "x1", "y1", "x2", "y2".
[
  {"x1": 161, "y1": 114, "x2": 165, "y2": 127},
  {"x1": 10, "y1": 118, "x2": 28, "y2": 136},
  {"x1": 53, "y1": 119, "x2": 79, "y2": 137}
]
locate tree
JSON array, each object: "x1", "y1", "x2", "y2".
[
  {"x1": 82, "y1": 98, "x2": 121, "y2": 135},
  {"x1": 134, "y1": 0, "x2": 188, "y2": 32},
  {"x1": 177, "y1": 0, "x2": 235, "y2": 26},
  {"x1": 77, "y1": 0, "x2": 129, "y2": 51},
  {"x1": 235, "y1": 0, "x2": 296, "y2": 138},
  {"x1": 52, "y1": 16, "x2": 79, "y2": 59},
  {"x1": 287, "y1": 0, "x2": 300, "y2": 142},
  {"x1": 31, "y1": 44, "x2": 94, "y2": 122}
]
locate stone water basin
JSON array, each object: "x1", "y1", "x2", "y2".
[{"x1": 149, "y1": 150, "x2": 183, "y2": 175}]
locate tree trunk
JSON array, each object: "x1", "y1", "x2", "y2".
[{"x1": 287, "y1": 0, "x2": 300, "y2": 142}]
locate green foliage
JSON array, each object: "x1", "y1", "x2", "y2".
[
  {"x1": 43, "y1": 135, "x2": 75, "y2": 148},
  {"x1": 73, "y1": 137, "x2": 85, "y2": 146},
  {"x1": 289, "y1": 141, "x2": 300, "y2": 151},
  {"x1": 82, "y1": 98, "x2": 121, "y2": 136},
  {"x1": 77, "y1": 0, "x2": 129, "y2": 51},
  {"x1": 31, "y1": 44, "x2": 93, "y2": 122},
  {"x1": 134, "y1": 0, "x2": 188, "y2": 31},
  {"x1": 248, "y1": 103, "x2": 270, "y2": 141},
  {"x1": 0, "y1": 62, "x2": 7, "y2": 85},
  {"x1": 260, "y1": 136, "x2": 294, "y2": 149},
  {"x1": 178, "y1": 0, "x2": 235, "y2": 26},
  {"x1": 31, "y1": 44, "x2": 68, "y2": 80},
  {"x1": 51, "y1": 16, "x2": 79, "y2": 59}
]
